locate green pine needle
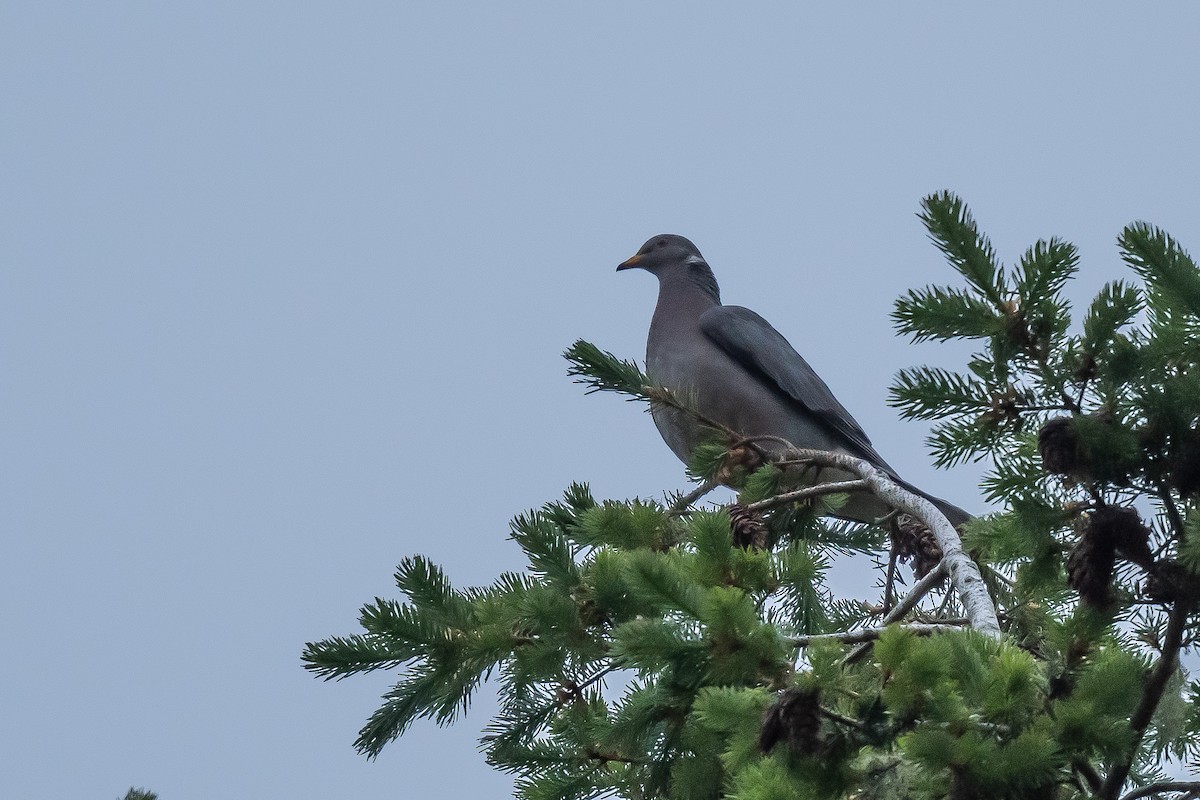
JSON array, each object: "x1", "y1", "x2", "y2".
[
  {"x1": 893, "y1": 285, "x2": 1004, "y2": 343},
  {"x1": 564, "y1": 339, "x2": 651, "y2": 401},
  {"x1": 1082, "y1": 280, "x2": 1143, "y2": 354},
  {"x1": 1014, "y1": 237, "x2": 1080, "y2": 306},
  {"x1": 919, "y1": 191, "x2": 1006, "y2": 305},
  {"x1": 890, "y1": 366, "x2": 990, "y2": 421},
  {"x1": 1119, "y1": 222, "x2": 1200, "y2": 320}
]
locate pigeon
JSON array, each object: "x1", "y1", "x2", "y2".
[{"x1": 617, "y1": 233, "x2": 970, "y2": 527}]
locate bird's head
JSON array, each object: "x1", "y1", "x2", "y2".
[
  {"x1": 617, "y1": 234, "x2": 720, "y2": 301},
  {"x1": 616, "y1": 234, "x2": 705, "y2": 274}
]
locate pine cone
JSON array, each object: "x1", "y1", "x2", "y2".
[
  {"x1": 1038, "y1": 416, "x2": 1081, "y2": 476},
  {"x1": 1092, "y1": 506, "x2": 1153, "y2": 569},
  {"x1": 1170, "y1": 428, "x2": 1200, "y2": 497},
  {"x1": 728, "y1": 503, "x2": 769, "y2": 550},
  {"x1": 758, "y1": 687, "x2": 821, "y2": 755},
  {"x1": 1144, "y1": 561, "x2": 1200, "y2": 606},
  {"x1": 892, "y1": 515, "x2": 944, "y2": 578},
  {"x1": 1066, "y1": 518, "x2": 1116, "y2": 609}
]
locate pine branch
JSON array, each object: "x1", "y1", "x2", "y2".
[
  {"x1": 891, "y1": 366, "x2": 991, "y2": 421},
  {"x1": 1119, "y1": 223, "x2": 1200, "y2": 320},
  {"x1": 927, "y1": 415, "x2": 1005, "y2": 468},
  {"x1": 1014, "y1": 237, "x2": 1080, "y2": 306},
  {"x1": 393, "y1": 556, "x2": 474, "y2": 628},
  {"x1": 893, "y1": 285, "x2": 1003, "y2": 343},
  {"x1": 354, "y1": 662, "x2": 473, "y2": 757},
  {"x1": 756, "y1": 442, "x2": 999, "y2": 638},
  {"x1": 919, "y1": 191, "x2": 1007, "y2": 306},
  {"x1": 1082, "y1": 281, "x2": 1143, "y2": 355},
  {"x1": 357, "y1": 598, "x2": 448, "y2": 655},
  {"x1": 564, "y1": 339, "x2": 651, "y2": 400},
  {"x1": 301, "y1": 633, "x2": 411, "y2": 679},
  {"x1": 122, "y1": 788, "x2": 158, "y2": 800},
  {"x1": 510, "y1": 510, "x2": 579, "y2": 587}
]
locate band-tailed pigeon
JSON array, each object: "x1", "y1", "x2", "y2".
[{"x1": 618, "y1": 234, "x2": 970, "y2": 527}]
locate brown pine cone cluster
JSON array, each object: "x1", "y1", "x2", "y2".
[
  {"x1": 1169, "y1": 428, "x2": 1200, "y2": 497},
  {"x1": 892, "y1": 515, "x2": 944, "y2": 578},
  {"x1": 728, "y1": 503, "x2": 769, "y2": 550},
  {"x1": 1037, "y1": 417, "x2": 1081, "y2": 476},
  {"x1": 758, "y1": 687, "x2": 822, "y2": 755},
  {"x1": 1144, "y1": 561, "x2": 1200, "y2": 606},
  {"x1": 1040, "y1": 414, "x2": 1200, "y2": 496},
  {"x1": 1066, "y1": 506, "x2": 1153, "y2": 608}
]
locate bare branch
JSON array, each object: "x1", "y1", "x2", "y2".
[
  {"x1": 669, "y1": 479, "x2": 720, "y2": 515},
  {"x1": 790, "y1": 621, "x2": 967, "y2": 648},
  {"x1": 743, "y1": 479, "x2": 868, "y2": 513},
  {"x1": 844, "y1": 561, "x2": 951, "y2": 664},
  {"x1": 880, "y1": 560, "x2": 951, "y2": 626},
  {"x1": 884, "y1": 536, "x2": 899, "y2": 613},
  {"x1": 771, "y1": 447, "x2": 999, "y2": 638}
]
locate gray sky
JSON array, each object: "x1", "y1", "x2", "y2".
[{"x1": 3, "y1": 4, "x2": 1198, "y2": 798}]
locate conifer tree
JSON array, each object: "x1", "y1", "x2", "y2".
[{"x1": 304, "y1": 193, "x2": 1200, "y2": 799}]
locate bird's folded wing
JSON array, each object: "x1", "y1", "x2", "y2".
[{"x1": 699, "y1": 305, "x2": 894, "y2": 470}]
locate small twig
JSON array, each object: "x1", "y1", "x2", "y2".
[
  {"x1": 669, "y1": 479, "x2": 720, "y2": 514},
  {"x1": 790, "y1": 621, "x2": 966, "y2": 648},
  {"x1": 575, "y1": 667, "x2": 616, "y2": 694},
  {"x1": 883, "y1": 534, "x2": 899, "y2": 614},
  {"x1": 1157, "y1": 483, "x2": 1187, "y2": 543},
  {"x1": 844, "y1": 561, "x2": 950, "y2": 665},
  {"x1": 1121, "y1": 782, "x2": 1200, "y2": 800},
  {"x1": 1100, "y1": 598, "x2": 1191, "y2": 799},
  {"x1": 1013, "y1": 403, "x2": 1076, "y2": 413},
  {"x1": 820, "y1": 706, "x2": 869, "y2": 731},
  {"x1": 583, "y1": 746, "x2": 640, "y2": 765},
  {"x1": 881, "y1": 560, "x2": 950, "y2": 626},
  {"x1": 933, "y1": 583, "x2": 955, "y2": 618},
  {"x1": 914, "y1": 614, "x2": 968, "y2": 626},
  {"x1": 743, "y1": 479, "x2": 868, "y2": 513}
]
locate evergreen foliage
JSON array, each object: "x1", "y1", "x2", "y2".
[
  {"x1": 120, "y1": 790, "x2": 158, "y2": 800},
  {"x1": 305, "y1": 192, "x2": 1200, "y2": 799}
]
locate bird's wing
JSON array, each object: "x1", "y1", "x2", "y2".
[{"x1": 699, "y1": 305, "x2": 893, "y2": 468}]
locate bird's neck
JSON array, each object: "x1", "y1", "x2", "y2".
[{"x1": 648, "y1": 277, "x2": 719, "y2": 349}]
